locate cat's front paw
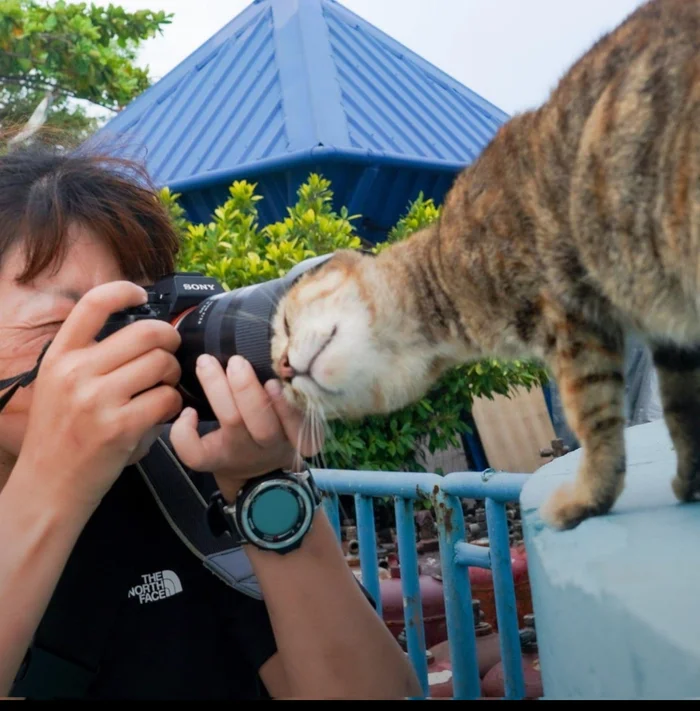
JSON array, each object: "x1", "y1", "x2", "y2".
[
  {"x1": 539, "y1": 482, "x2": 611, "y2": 530},
  {"x1": 672, "y1": 474, "x2": 700, "y2": 503}
]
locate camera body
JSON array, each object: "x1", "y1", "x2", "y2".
[
  {"x1": 97, "y1": 272, "x2": 226, "y2": 339},
  {"x1": 96, "y1": 254, "x2": 335, "y2": 421},
  {"x1": 97, "y1": 273, "x2": 227, "y2": 421}
]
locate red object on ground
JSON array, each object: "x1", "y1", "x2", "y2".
[
  {"x1": 481, "y1": 652, "x2": 543, "y2": 699},
  {"x1": 426, "y1": 651, "x2": 454, "y2": 699},
  {"x1": 380, "y1": 563, "x2": 448, "y2": 648},
  {"x1": 469, "y1": 542, "x2": 533, "y2": 630},
  {"x1": 427, "y1": 600, "x2": 503, "y2": 699},
  {"x1": 481, "y1": 615, "x2": 543, "y2": 699},
  {"x1": 429, "y1": 602, "x2": 502, "y2": 681}
]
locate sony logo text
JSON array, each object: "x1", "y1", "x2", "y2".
[{"x1": 182, "y1": 283, "x2": 216, "y2": 291}]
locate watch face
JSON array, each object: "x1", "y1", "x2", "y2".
[
  {"x1": 251, "y1": 488, "x2": 300, "y2": 535},
  {"x1": 239, "y1": 479, "x2": 314, "y2": 551}
]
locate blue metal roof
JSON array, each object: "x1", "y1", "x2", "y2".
[{"x1": 92, "y1": 0, "x2": 509, "y2": 198}]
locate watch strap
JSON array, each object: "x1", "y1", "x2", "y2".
[
  {"x1": 205, "y1": 466, "x2": 322, "y2": 551},
  {"x1": 206, "y1": 489, "x2": 242, "y2": 541}
]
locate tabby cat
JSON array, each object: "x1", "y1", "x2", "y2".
[{"x1": 270, "y1": 0, "x2": 700, "y2": 530}]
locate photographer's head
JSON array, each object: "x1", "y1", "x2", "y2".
[{"x1": 0, "y1": 143, "x2": 180, "y2": 472}]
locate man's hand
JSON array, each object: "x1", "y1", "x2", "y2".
[
  {"x1": 169, "y1": 354, "x2": 421, "y2": 701},
  {"x1": 168, "y1": 354, "x2": 322, "y2": 501},
  {"x1": 15, "y1": 281, "x2": 182, "y2": 514}
]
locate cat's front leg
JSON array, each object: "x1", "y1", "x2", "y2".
[
  {"x1": 650, "y1": 342, "x2": 700, "y2": 503},
  {"x1": 539, "y1": 319, "x2": 626, "y2": 530}
]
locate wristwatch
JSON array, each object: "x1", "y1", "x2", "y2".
[{"x1": 206, "y1": 467, "x2": 323, "y2": 555}]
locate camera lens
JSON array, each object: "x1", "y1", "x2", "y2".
[{"x1": 172, "y1": 254, "x2": 334, "y2": 418}]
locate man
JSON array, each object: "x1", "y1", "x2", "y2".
[{"x1": 0, "y1": 145, "x2": 420, "y2": 699}]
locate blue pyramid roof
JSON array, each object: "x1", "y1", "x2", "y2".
[{"x1": 92, "y1": 0, "x2": 509, "y2": 237}]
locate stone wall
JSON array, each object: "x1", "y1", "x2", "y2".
[{"x1": 521, "y1": 420, "x2": 700, "y2": 700}]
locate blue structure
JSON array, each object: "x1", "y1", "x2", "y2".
[
  {"x1": 90, "y1": 0, "x2": 509, "y2": 242},
  {"x1": 316, "y1": 419, "x2": 700, "y2": 699},
  {"x1": 521, "y1": 420, "x2": 700, "y2": 700},
  {"x1": 315, "y1": 467, "x2": 530, "y2": 700}
]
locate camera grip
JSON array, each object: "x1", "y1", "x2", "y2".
[{"x1": 95, "y1": 305, "x2": 158, "y2": 342}]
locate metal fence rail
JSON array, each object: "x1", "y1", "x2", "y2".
[{"x1": 312, "y1": 468, "x2": 530, "y2": 701}]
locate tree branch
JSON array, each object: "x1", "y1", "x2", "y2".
[{"x1": 0, "y1": 75, "x2": 118, "y2": 111}]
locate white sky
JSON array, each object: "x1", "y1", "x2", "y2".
[{"x1": 92, "y1": 0, "x2": 646, "y2": 117}]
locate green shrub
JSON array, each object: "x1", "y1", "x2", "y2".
[{"x1": 161, "y1": 175, "x2": 549, "y2": 474}]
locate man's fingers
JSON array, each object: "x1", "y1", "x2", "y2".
[
  {"x1": 125, "y1": 383, "x2": 183, "y2": 432},
  {"x1": 226, "y1": 356, "x2": 285, "y2": 448},
  {"x1": 92, "y1": 319, "x2": 182, "y2": 375},
  {"x1": 169, "y1": 407, "x2": 211, "y2": 471},
  {"x1": 50, "y1": 281, "x2": 148, "y2": 354},
  {"x1": 266, "y1": 379, "x2": 321, "y2": 458},
  {"x1": 104, "y1": 347, "x2": 181, "y2": 401},
  {"x1": 195, "y1": 355, "x2": 242, "y2": 427}
]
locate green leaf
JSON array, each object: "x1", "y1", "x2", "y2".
[
  {"x1": 166, "y1": 174, "x2": 550, "y2": 475},
  {"x1": 0, "y1": 0, "x2": 173, "y2": 148}
]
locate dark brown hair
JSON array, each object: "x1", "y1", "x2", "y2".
[{"x1": 0, "y1": 141, "x2": 181, "y2": 284}]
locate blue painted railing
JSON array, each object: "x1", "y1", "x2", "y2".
[{"x1": 312, "y1": 468, "x2": 531, "y2": 700}]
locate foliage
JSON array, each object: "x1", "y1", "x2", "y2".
[
  {"x1": 0, "y1": 0, "x2": 171, "y2": 144},
  {"x1": 162, "y1": 176, "x2": 363, "y2": 291},
  {"x1": 163, "y1": 175, "x2": 550, "y2": 474}
]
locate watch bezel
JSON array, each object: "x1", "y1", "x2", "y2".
[
  {"x1": 236, "y1": 477, "x2": 315, "y2": 551},
  {"x1": 220, "y1": 470, "x2": 321, "y2": 554}
]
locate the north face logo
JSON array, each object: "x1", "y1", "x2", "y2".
[{"x1": 128, "y1": 570, "x2": 183, "y2": 605}]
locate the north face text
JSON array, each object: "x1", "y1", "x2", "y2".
[{"x1": 128, "y1": 570, "x2": 183, "y2": 604}]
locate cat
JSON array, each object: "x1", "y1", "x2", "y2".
[{"x1": 269, "y1": 0, "x2": 700, "y2": 531}]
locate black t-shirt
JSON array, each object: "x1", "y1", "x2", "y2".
[{"x1": 16, "y1": 463, "x2": 280, "y2": 700}]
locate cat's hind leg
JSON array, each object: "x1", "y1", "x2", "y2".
[
  {"x1": 650, "y1": 342, "x2": 700, "y2": 503},
  {"x1": 540, "y1": 318, "x2": 626, "y2": 530}
]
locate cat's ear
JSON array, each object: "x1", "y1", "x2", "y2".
[{"x1": 328, "y1": 248, "x2": 366, "y2": 269}]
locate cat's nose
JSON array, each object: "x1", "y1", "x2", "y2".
[{"x1": 279, "y1": 351, "x2": 296, "y2": 381}]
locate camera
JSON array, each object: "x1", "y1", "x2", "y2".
[{"x1": 96, "y1": 254, "x2": 334, "y2": 421}]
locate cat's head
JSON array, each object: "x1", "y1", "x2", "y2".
[{"x1": 270, "y1": 247, "x2": 458, "y2": 421}]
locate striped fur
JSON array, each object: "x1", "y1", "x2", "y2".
[{"x1": 274, "y1": 0, "x2": 700, "y2": 530}]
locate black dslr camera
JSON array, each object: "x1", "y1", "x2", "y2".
[{"x1": 96, "y1": 254, "x2": 334, "y2": 421}]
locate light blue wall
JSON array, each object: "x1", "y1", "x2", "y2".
[{"x1": 521, "y1": 420, "x2": 700, "y2": 700}]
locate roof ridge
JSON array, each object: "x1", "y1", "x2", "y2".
[{"x1": 90, "y1": 0, "x2": 508, "y2": 192}]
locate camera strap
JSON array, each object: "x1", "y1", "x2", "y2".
[
  {"x1": 135, "y1": 429, "x2": 263, "y2": 600},
  {"x1": 0, "y1": 340, "x2": 52, "y2": 414},
  {"x1": 0, "y1": 338, "x2": 262, "y2": 599}
]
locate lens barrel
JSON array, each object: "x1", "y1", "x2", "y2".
[{"x1": 173, "y1": 254, "x2": 334, "y2": 417}]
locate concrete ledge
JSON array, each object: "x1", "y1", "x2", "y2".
[{"x1": 521, "y1": 420, "x2": 700, "y2": 700}]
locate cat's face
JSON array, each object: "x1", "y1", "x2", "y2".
[{"x1": 270, "y1": 249, "x2": 447, "y2": 420}]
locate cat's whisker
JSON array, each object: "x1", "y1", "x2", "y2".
[
  {"x1": 289, "y1": 368, "x2": 351, "y2": 509},
  {"x1": 315, "y1": 416, "x2": 332, "y2": 472},
  {"x1": 298, "y1": 399, "x2": 324, "y2": 469},
  {"x1": 308, "y1": 408, "x2": 345, "y2": 510},
  {"x1": 306, "y1": 408, "x2": 315, "y2": 464},
  {"x1": 311, "y1": 409, "x2": 323, "y2": 469},
  {"x1": 320, "y1": 399, "x2": 354, "y2": 428},
  {"x1": 314, "y1": 407, "x2": 354, "y2": 470},
  {"x1": 307, "y1": 404, "x2": 332, "y2": 471},
  {"x1": 294, "y1": 407, "x2": 311, "y2": 472},
  {"x1": 301, "y1": 404, "x2": 316, "y2": 460}
]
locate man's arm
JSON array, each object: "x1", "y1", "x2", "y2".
[
  {"x1": 246, "y1": 509, "x2": 421, "y2": 700},
  {"x1": 0, "y1": 472, "x2": 91, "y2": 696},
  {"x1": 169, "y1": 354, "x2": 422, "y2": 700}
]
